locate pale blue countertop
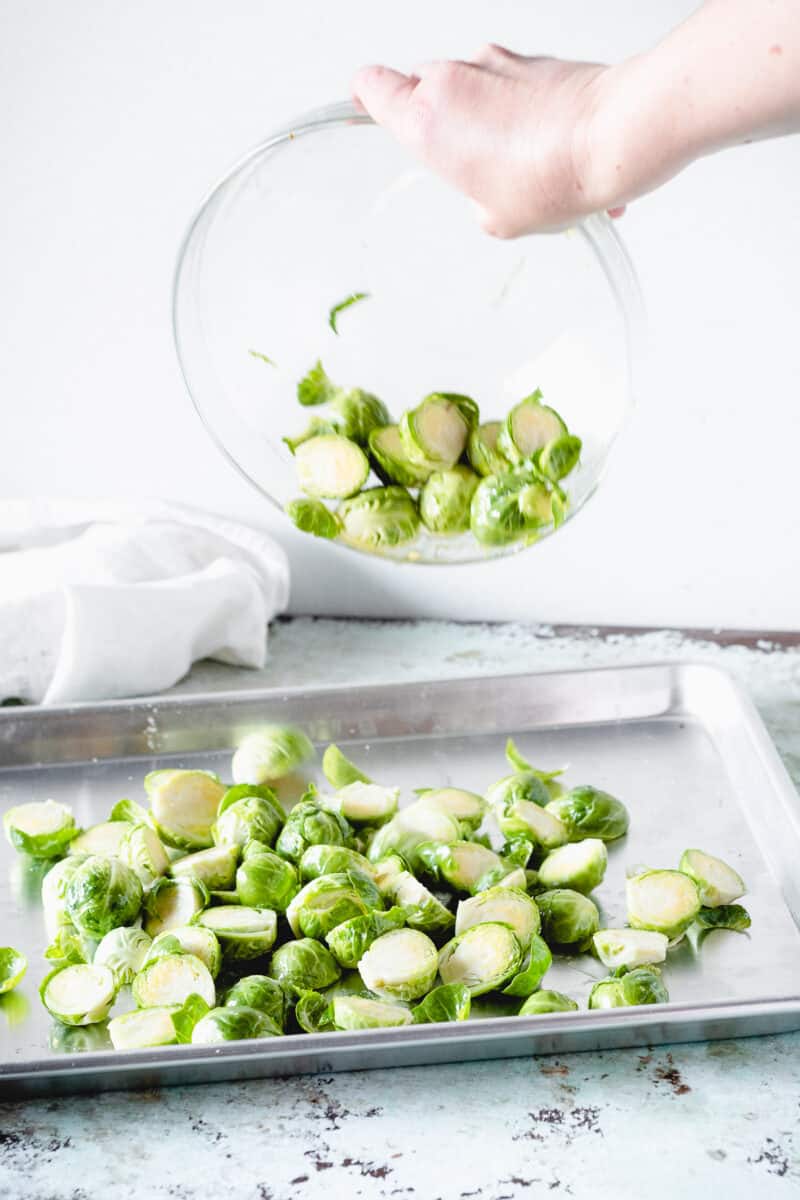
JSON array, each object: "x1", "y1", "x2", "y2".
[{"x1": 2, "y1": 619, "x2": 800, "y2": 1199}]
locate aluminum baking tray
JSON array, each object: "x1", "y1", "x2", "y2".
[{"x1": 2, "y1": 662, "x2": 800, "y2": 1099}]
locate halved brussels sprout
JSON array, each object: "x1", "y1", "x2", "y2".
[
  {"x1": 417, "y1": 840, "x2": 511, "y2": 895},
  {"x1": 299, "y1": 844, "x2": 375, "y2": 883},
  {"x1": 400, "y1": 394, "x2": 475, "y2": 469},
  {"x1": 171, "y1": 845, "x2": 239, "y2": 891},
  {"x1": 502, "y1": 934, "x2": 553, "y2": 997},
  {"x1": 294, "y1": 434, "x2": 369, "y2": 499},
  {"x1": 108, "y1": 994, "x2": 210, "y2": 1049},
  {"x1": 538, "y1": 434, "x2": 582, "y2": 482},
  {"x1": 68, "y1": 820, "x2": 133, "y2": 859},
  {"x1": 191, "y1": 1005, "x2": 281, "y2": 1044},
  {"x1": 438, "y1": 923, "x2": 524, "y2": 996},
  {"x1": 320, "y1": 782, "x2": 400, "y2": 827},
  {"x1": 368, "y1": 803, "x2": 461, "y2": 870},
  {"x1": 358, "y1": 928, "x2": 439, "y2": 1002},
  {"x1": 217, "y1": 783, "x2": 286, "y2": 819},
  {"x1": 695, "y1": 904, "x2": 751, "y2": 932},
  {"x1": 386, "y1": 870, "x2": 455, "y2": 937},
  {"x1": 497, "y1": 391, "x2": 566, "y2": 463},
  {"x1": 269, "y1": 938, "x2": 341, "y2": 997},
  {"x1": 286, "y1": 871, "x2": 381, "y2": 940},
  {"x1": 42, "y1": 855, "x2": 88, "y2": 938},
  {"x1": 372, "y1": 854, "x2": 406, "y2": 896},
  {"x1": 678, "y1": 849, "x2": 745, "y2": 907},
  {"x1": 224, "y1": 975, "x2": 287, "y2": 1030},
  {"x1": 589, "y1": 966, "x2": 669, "y2": 1010},
  {"x1": 0, "y1": 947, "x2": 27, "y2": 994},
  {"x1": 93, "y1": 926, "x2": 153, "y2": 987},
  {"x1": 414, "y1": 788, "x2": 486, "y2": 832},
  {"x1": 467, "y1": 420, "x2": 509, "y2": 478},
  {"x1": 194, "y1": 906, "x2": 277, "y2": 960},
  {"x1": 493, "y1": 867, "x2": 529, "y2": 891},
  {"x1": 66, "y1": 855, "x2": 143, "y2": 939},
  {"x1": 119, "y1": 823, "x2": 170, "y2": 887},
  {"x1": 325, "y1": 907, "x2": 407, "y2": 968},
  {"x1": 328, "y1": 388, "x2": 390, "y2": 445},
  {"x1": 500, "y1": 837, "x2": 535, "y2": 869},
  {"x1": 518, "y1": 989, "x2": 578, "y2": 1016},
  {"x1": 40, "y1": 963, "x2": 117, "y2": 1026},
  {"x1": 274, "y1": 797, "x2": 351, "y2": 864},
  {"x1": 420, "y1": 466, "x2": 481, "y2": 534},
  {"x1": 236, "y1": 848, "x2": 299, "y2": 911},
  {"x1": 333, "y1": 995, "x2": 413, "y2": 1030},
  {"x1": 338, "y1": 486, "x2": 420, "y2": 551},
  {"x1": 143, "y1": 876, "x2": 208, "y2": 937},
  {"x1": 626, "y1": 869, "x2": 701, "y2": 940},
  {"x1": 455, "y1": 886, "x2": 540, "y2": 947},
  {"x1": 412, "y1": 982, "x2": 471, "y2": 1024},
  {"x1": 537, "y1": 839, "x2": 608, "y2": 894},
  {"x1": 545, "y1": 787, "x2": 630, "y2": 843},
  {"x1": 44, "y1": 921, "x2": 96, "y2": 968},
  {"x1": 487, "y1": 767, "x2": 549, "y2": 810},
  {"x1": 470, "y1": 460, "x2": 557, "y2": 546},
  {"x1": 536, "y1": 889, "x2": 600, "y2": 952},
  {"x1": 297, "y1": 358, "x2": 338, "y2": 407},
  {"x1": 491, "y1": 789, "x2": 568, "y2": 850},
  {"x1": 132, "y1": 951, "x2": 216, "y2": 1009},
  {"x1": 369, "y1": 424, "x2": 432, "y2": 487},
  {"x1": 213, "y1": 795, "x2": 284, "y2": 852},
  {"x1": 295, "y1": 990, "x2": 336, "y2": 1034},
  {"x1": 321, "y1": 744, "x2": 371, "y2": 789},
  {"x1": 286, "y1": 498, "x2": 341, "y2": 540},
  {"x1": 592, "y1": 929, "x2": 668, "y2": 971},
  {"x1": 232, "y1": 726, "x2": 314, "y2": 786},
  {"x1": 145, "y1": 926, "x2": 223, "y2": 979},
  {"x1": 146, "y1": 769, "x2": 226, "y2": 851},
  {"x1": 3, "y1": 799, "x2": 78, "y2": 859}
]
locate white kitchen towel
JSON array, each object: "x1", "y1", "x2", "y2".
[{"x1": 0, "y1": 498, "x2": 290, "y2": 705}]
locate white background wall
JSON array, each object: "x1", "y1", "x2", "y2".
[{"x1": 1, "y1": 1, "x2": 798, "y2": 628}]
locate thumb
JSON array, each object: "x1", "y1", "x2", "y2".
[{"x1": 351, "y1": 65, "x2": 418, "y2": 137}]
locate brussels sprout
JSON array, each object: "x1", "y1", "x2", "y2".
[
  {"x1": 470, "y1": 460, "x2": 557, "y2": 547},
  {"x1": 491, "y1": 789, "x2": 568, "y2": 851},
  {"x1": 589, "y1": 966, "x2": 669, "y2": 1010},
  {"x1": 143, "y1": 876, "x2": 208, "y2": 937},
  {"x1": 41, "y1": 855, "x2": 88, "y2": 938},
  {"x1": 93, "y1": 927, "x2": 153, "y2": 987},
  {"x1": 297, "y1": 359, "x2": 338, "y2": 407},
  {"x1": 496, "y1": 391, "x2": 567, "y2": 463},
  {"x1": 695, "y1": 904, "x2": 751, "y2": 933},
  {"x1": 40, "y1": 963, "x2": 117, "y2": 1026},
  {"x1": 333, "y1": 995, "x2": 413, "y2": 1030},
  {"x1": 171, "y1": 845, "x2": 239, "y2": 891},
  {"x1": 386, "y1": 870, "x2": 455, "y2": 937},
  {"x1": 504, "y1": 740, "x2": 566, "y2": 800},
  {"x1": 224, "y1": 975, "x2": 287, "y2": 1030},
  {"x1": 414, "y1": 788, "x2": 486, "y2": 832},
  {"x1": 44, "y1": 921, "x2": 96, "y2": 967},
  {"x1": 369, "y1": 424, "x2": 432, "y2": 487},
  {"x1": 109, "y1": 798, "x2": 153, "y2": 827},
  {"x1": 592, "y1": 929, "x2": 669, "y2": 971},
  {"x1": 455, "y1": 886, "x2": 540, "y2": 947},
  {"x1": 68, "y1": 820, "x2": 134, "y2": 859},
  {"x1": 500, "y1": 837, "x2": 535, "y2": 869},
  {"x1": 286, "y1": 872, "x2": 381, "y2": 940},
  {"x1": 538, "y1": 434, "x2": 582, "y2": 482},
  {"x1": 678, "y1": 849, "x2": 746, "y2": 907},
  {"x1": 626, "y1": 869, "x2": 701, "y2": 940},
  {"x1": 294, "y1": 434, "x2": 370, "y2": 499},
  {"x1": 274, "y1": 798, "x2": 351, "y2": 864},
  {"x1": 438, "y1": 923, "x2": 524, "y2": 996},
  {"x1": 119, "y1": 823, "x2": 170, "y2": 887},
  {"x1": 65, "y1": 855, "x2": 143, "y2": 940},
  {"x1": 358, "y1": 928, "x2": 438, "y2": 1002},
  {"x1": 322, "y1": 744, "x2": 371, "y2": 789},
  {"x1": 368, "y1": 803, "x2": 461, "y2": 870},
  {"x1": 545, "y1": 786, "x2": 630, "y2": 843},
  {"x1": 0, "y1": 947, "x2": 27, "y2": 994},
  {"x1": 270, "y1": 938, "x2": 341, "y2": 997},
  {"x1": 213, "y1": 796, "x2": 284, "y2": 852},
  {"x1": 518, "y1": 989, "x2": 579, "y2": 1016},
  {"x1": 232, "y1": 726, "x2": 314, "y2": 787},
  {"x1": 236, "y1": 848, "x2": 299, "y2": 911},
  {"x1": 372, "y1": 854, "x2": 407, "y2": 896},
  {"x1": 295, "y1": 989, "x2": 336, "y2": 1033},
  {"x1": 412, "y1": 982, "x2": 471, "y2": 1024},
  {"x1": 467, "y1": 420, "x2": 509, "y2": 478},
  {"x1": 328, "y1": 388, "x2": 390, "y2": 444},
  {"x1": 417, "y1": 841, "x2": 512, "y2": 896},
  {"x1": 299, "y1": 844, "x2": 375, "y2": 884},
  {"x1": 536, "y1": 889, "x2": 600, "y2": 952},
  {"x1": 145, "y1": 769, "x2": 226, "y2": 851},
  {"x1": 420, "y1": 466, "x2": 481, "y2": 534},
  {"x1": 537, "y1": 839, "x2": 608, "y2": 894},
  {"x1": 493, "y1": 867, "x2": 529, "y2": 892},
  {"x1": 502, "y1": 934, "x2": 553, "y2": 997},
  {"x1": 320, "y1": 783, "x2": 400, "y2": 827},
  {"x1": 109, "y1": 994, "x2": 210, "y2": 1050},
  {"x1": 145, "y1": 926, "x2": 223, "y2": 979},
  {"x1": 286, "y1": 498, "x2": 341, "y2": 540},
  {"x1": 3, "y1": 799, "x2": 78, "y2": 859},
  {"x1": 217, "y1": 783, "x2": 286, "y2": 819},
  {"x1": 399, "y1": 394, "x2": 475, "y2": 469},
  {"x1": 194, "y1": 906, "x2": 277, "y2": 960},
  {"x1": 339, "y1": 486, "x2": 420, "y2": 551},
  {"x1": 325, "y1": 907, "x2": 407, "y2": 968},
  {"x1": 132, "y1": 951, "x2": 215, "y2": 1009},
  {"x1": 191, "y1": 1005, "x2": 281, "y2": 1044}
]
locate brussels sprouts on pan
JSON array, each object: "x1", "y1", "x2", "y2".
[
  {"x1": 536, "y1": 889, "x2": 600, "y2": 953},
  {"x1": 420, "y1": 466, "x2": 481, "y2": 535},
  {"x1": 286, "y1": 498, "x2": 341, "y2": 540},
  {"x1": 191, "y1": 1005, "x2": 281, "y2": 1044},
  {"x1": 145, "y1": 769, "x2": 226, "y2": 851},
  {"x1": 412, "y1": 982, "x2": 471, "y2": 1024},
  {"x1": 0, "y1": 947, "x2": 27, "y2": 994},
  {"x1": 399, "y1": 393, "x2": 476, "y2": 470},
  {"x1": 470, "y1": 461, "x2": 557, "y2": 547},
  {"x1": 678, "y1": 849, "x2": 745, "y2": 908},
  {"x1": 455, "y1": 886, "x2": 540, "y2": 948},
  {"x1": 438, "y1": 923, "x2": 524, "y2": 997},
  {"x1": 232, "y1": 726, "x2": 314, "y2": 787},
  {"x1": 274, "y1": 797, "x2": 351, "y2": 864},
  {"x1": 333, "y1": 995, "x2": 413, "y2": 1030},
  {"x1": 592, "y1": 929, "x2": 668, "y2": 971},
  {"x1": 213, "y1": 796, "x2": 284, "y2": 852},
  {"x1": 194, "y1": 906, "x2": 277, "y2": 961},
  {"x1": 93, "y1": 927, "x2": 153, "y2": 987},
  {"x1": 326, "y1": 907, "x2": 407, "y2": 969},
  {"x1": 496, "y1": 390, "x2": 567, "y2": 464},
  {"x1": 545, "y1": 786, "x2": 630, "y2": 843},
  {"x1": 320, "y1": 782, "x2": 400, "y2": 827},
  {"x1": 518, "y1": 989, "x2": 579, "y2": 1017},
  {"x1": 417, "y1": 840, "x2": 513, "y2": 896},
  {"x1": 224, "y1": 975, "x2": 287, "y2": 1031},
  {"x1": 626, "y1": 869, "x2": 701, "y2": 940},
  {"x1": 171, "y1": 845, "x2": 239, "y2": 891},
  {"x1": 491, "y1": 789, "x2": 568, "y2": 851},
  {"x1": 40, "y1": 963, "x2": 117, "y2": 1026},
  {"x1": 236, "y1": 847, "x2": 299, "y2": 912},
  {"x1": 338, "y1": 486, "x2": 420, "y2": 551},
  {"x1": 295, "y1": 990, "x2": 336, "y2": 1033},
  {"x1": 68, "y1": 820, "x2": 133, "y2": 860},
  {"x1": 119, "y1": 822, "x2": 170, "y2": 888},
  {"x1": 502, "y1": 934, "x2": 553, "y2": 997},
  {"x1": 269, "y1": 938, "x2": 341, "y2": 998},
  {"x1": 589, "y1": 966, "x2": 669, "y2": 1010},
  {"x1": 299, "y1": 843, "x2": 375, "y2": 884},
  {"x1": 143, "y1": 876, "x2": 208, "y2": 938},
  {"x1": 41, "y1": 855, "x2": 88, "y2": 939},
  {"x1": 369, "y1": 424, "x2": 432, "y2": 488},
  {"x1": 294, "y1": 434, "x2": 370, "y2": 500},
  {"x1": 694, "y1": 904, "x2": 751, "y2": 933},
  {"x1": 66, "y1": 855, "x2": 143, "y2": 940},
  {"x1": 537, "y1": 839, "x2": 608, "y2": 895},
  {"x1": 538, "y1": 434, "x2": 582, "y2": 482},
  {"x1": 108, "y1": 994, "x2": 210, "y2": 1050},
  {"x1": 3, "y1": 799, "x2": 78, "y2": 859},
  {"x1": 321, "y1": 744, "x2": 371, "y2": 790},
  {"x1": 414, "y1": 788, "x2": 486, "y2": 832},
  {"x1": 358, "y1": 928, "x2": 439, "y2": 1002},
  {"x1": 145, "y1": 927, "x2": 222, "y2": 979},
  {"x1": 467, "y1": 420, "x2": 509, "y2": 478},
  {"x1": 385, "y1": 870, "x2": 455, "y2": 937},
  {"x1": 286, "y1": 873, "x2": 377, "y2": 941}
]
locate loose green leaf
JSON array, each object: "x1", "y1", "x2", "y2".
[
  {"x1": 286, "y1": 498, "x2": 341, "y2": 540},
  {"x1": 248, "y1": 349, "x2": 277, "y2": 367},
  {"x1": 328, "y1": 291, "x2": 370, "y2": 334},
  {"x1": 297, "y1": 360, "x2": 339, "y2": 407},
  {"x1": 695, "y1": 904, "x2": 751, "y2": 933}
]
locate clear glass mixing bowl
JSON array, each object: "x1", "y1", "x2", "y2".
[{"x1": 173, "y1": 101, "x2": 644, "y2": 565}]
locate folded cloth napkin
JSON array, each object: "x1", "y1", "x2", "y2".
[{"x1": 0, "y1": 499, "x2": 289, "y2": 705}]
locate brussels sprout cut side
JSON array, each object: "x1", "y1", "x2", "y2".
[
  {"x1": 4, "y1": 800, "x2": 78, "y2": 859},
  {"x1": 369, "y1": 425, "x2": 432, "y2": 488},
  {"x1": 294, "y1": 435, "x2": 370, "y2": 500},
  {"x1": 455, "y1": 886, "x2": 540, "y2": 947},
  {"x1": 68, "y1": 820, "x2": 133, "y2": 860},
  {"x1": 147, "y1": 770, "x2": 226, "y2": 851},
  {"x1": 537, "y1": 839, "x2": 608, "y2": 894},
  {"x1": 94, "y1": 927, "x2": 153, "y2": 987},
  {"x1": 132, "y1": 952, "x2": 216, "y2": 1009},
  {"x1": 400, "y1": 394, "x2": 474, "y2": 469},
  {"x1": 333, "y1": 995, "x2": 413, "y2": 1030},
  {"x1": 497, "y1": 391, "x2": 566, "y2": 463},
  {"x1": 143, "y1": 877, "x2": 208, "y2": 938},
  {"x1": 109, "y1": 995, "x2": 210, "y2": 1050},
  {"x1": 678, "y1": 849, "x2": 745, "y2": 908},
  {"x1": 439, "y1": 923, "x2": 524, "y2": 996},
  {"x1": 626, "y1": 870, "x2": 701, "y2": 940},
  {"x1": 0, "y1": 947, "x2": 27, "y2": 994},
  {"x1": 195, "y1": 907, "x2": 278, "y2": 961},
  {"x1": 358, "y1": 928, "x2": 439, "y2": 1002},
  {"x1": 145, "y1": 927, "x2": 223, "y2": 979},
  {"x1": 41, "y1": 964, "x2": 117, "y2": 1026},
  {"x1": 592, "y1": 929, "x2": 668, "y2": 971}
]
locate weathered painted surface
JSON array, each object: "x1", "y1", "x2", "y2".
[{"x1": 2, "y1": 619, "x2": 799, "y2": 1198}]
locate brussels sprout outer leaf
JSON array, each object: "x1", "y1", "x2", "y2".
[
  {"x1": 328, "y1": 291, "x2": 370, "y2": 333},
  {"x1": 295, "y1": 989, "x2": 336, "y2": 1033},
  {"x1": 322, "y1": 744, "x2": 371, "y2": 788},
  {"x1": 297, "y1": 359, "x2": 338, "y2": 407},
  {"x1": 412, "y1": 982, "x2": 471, "y2": 1024},
  {"x1": 501, "y1": 934, "x2": 553, "y2": 997},
  {"x1": 518, "y1": 989, "x2": 579, "y2": 1016},
  {"x1": 695, "y1": 904, "x2": 751, "y2": 932},
  {"x1": 286, "y1": 498, "x2": 341, "y2": 540}
]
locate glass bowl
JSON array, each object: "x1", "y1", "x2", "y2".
[{"x1": 173, "y1": 101, "x2": 644, "y2": 565}]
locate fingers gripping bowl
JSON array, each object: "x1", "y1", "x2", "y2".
[{"x1": 173, "y1": 102, "x2": 644, "y2": 564}]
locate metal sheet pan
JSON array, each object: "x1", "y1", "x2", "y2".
[{"x1": 2, "y1": 662, "x2": 800, "y2": 1098}]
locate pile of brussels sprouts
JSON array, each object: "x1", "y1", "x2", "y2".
[
  {"x1": 2, "y1": 725, "x2": 751, "y2": 1049},
  {"x1": 282, "y1": 360, "x2": 582, "y2": 553}
]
